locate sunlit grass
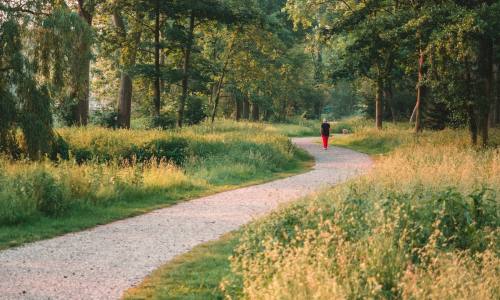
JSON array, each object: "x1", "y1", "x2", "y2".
[
  {"x1": 123, "y1": 232, "x2": 241, "y2": 300},
  {"x1": 0, "y1": 120, "x2": 313, "y2": 249},
  {"x1": 229, "y1": 124, "x2": 499, "y2": 299},
  {"x1": 125, "y1": 121, "x2": 500, "y2": 300}
]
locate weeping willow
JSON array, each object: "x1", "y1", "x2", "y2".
[{"x1": 0, "y1": 4, "x2": 92, "y2": 159}]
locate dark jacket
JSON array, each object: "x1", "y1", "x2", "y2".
[{"x1": 321, "y1": 122, "x2": 330, "y2": 136}]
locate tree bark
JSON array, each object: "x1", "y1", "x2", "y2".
[
  {"x1": 251, "y1": 102, "x2": 259, "y2": 121},
  {"x1": 242, "y1": 95, "x2": 250, "y2": 120},
  {"x1": 74, "y1": 0, "x2": 93, "y2": 126},
  {"x1": 375, "y1": 79, "x2": 383, "y2": 130},
  {"x1": 114, "y1": 10, "x2": 142, "y2": 129},
  {"x1": 496, "y1": 62, "x2": 500, "y2": 124},
  {"x1": 415, "y1": 50, "x2": 425, "y2": 133},
  {"x1": 211, "y1": 31, "x2": 238, "y2": 123},
  {"x1": 177, "y1": 12, "x2": 195, "y2": 127},
  {"x1": 409, "y1": 103, "x2": 417, "y2": 124},
  {"x1": 491, "y1": 63, "x2": 499, "y2": 126},
  {"x1": 153, "y1": 0, "x2": 161, "y2": 116},
  {"x1": 383, "y1": 83, "x2": 396, "y2": 123},
  {"x1": 478, "y1": 37, "x2": 493, "y2": 146},
  {"x1": 235, "y1": 96, "x2": 242, "y2": 121},
  {"x1": 210, "y1": 75, "x2": 225, "y2": 123},
  {"x1": 263, "y1": 109, "x2": 271, "y2": 121},
  {"x1": 465, "y1": 58, "x2": 478, "y2": 145}
]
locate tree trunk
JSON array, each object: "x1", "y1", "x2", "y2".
[
  {"x1": 177, "y1": 12, "x2": 195, "y2": 127},
  {"x1": 384, "y1": 84, "x2": 396, "y2": 123},
  {"x1": 75, "y1": 0, "x2": 93, "y2": 126},
  {"x1": 496, "y1": 62, "x2": 500, "y2": 124},
  {"x1": 468, "y1": 105, "x2": 478, "y2": 146},
  {"x1": 409, "y1": 103, "x2": 417, "y2": 124},
  {"x1": 114, "y1": 10, "x2": 142, "y2": 129},
  {"x1": 235, "y1": 96, "x2": 242, "y2": 121},
  {"x1": 210, "y1": 78, "x2": 224, "y2": 123},
  {"x1": 263, "y1": 109, "x2": 271, "y2": 121},
  {"x1": 251, "y1": 102, "x2": 260, "y2": 121},
  {"x1": 210, "y1": 31, "x2": 238, "y2": 124},
  {"x1": 375, "y1": 79, "x2": 383, "y2": 130},
  {"x1": 153, "y1": 0, "x2": 161, "y2": 116},
  {"x1": 491, "y1": 63, "x2": 499, "y2": 126},
  {"x1": 465, "y1": 58, "x2": 478, "y2": 145},
  {"x1": 280, "y1": 98, "x2": 287, "y2": 121},
  {"x1": 478, "y1": 38, "x2": 493, "y2": 146},
  {"x1": 117, "y1": 74, "x2": 133, "y2": 128},
  {"x1": 415, "y1": 50, "x2": 425, "y2": 133},
  {"x1": 242, "y1": 96, "x2": 250, "y2": 120}
]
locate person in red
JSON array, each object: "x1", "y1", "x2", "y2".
[{"x1": 320, "y1": 118, "x2": 331, "y2": 150}]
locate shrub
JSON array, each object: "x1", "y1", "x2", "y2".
[
  {"x1": 50, "y1": 134, "x2": 70, "y2": 161},
  {"x1": 147, "y1": 137, "x2": 189, "y2": 166},
  {"x1": 0, "y1": 173, "x2": 37, "y2": 225},
  {"x1": 91, "y1": 108, "x2": 118, "y2": 129},
  {"x1": 185, "y1": 96, "x2": 207, "y2": 125},
  {"x1": 28, "y1": 170, "x2": 68, "y2": 217},
  {"x1": 150, "y1": 113, "x2": 176, "y2": 129},
  {"x1": 1, "y1": 121, "x2": 307, "y2": 230},
  {"x1": 72, "y1": 147, "x2": 93, "y2": 164}
]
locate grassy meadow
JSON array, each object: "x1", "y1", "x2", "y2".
[
  {"x1": 0, "y1": 121, "x2": 312, "y2": 249},
  {"x1": 125, "y1": 121, "x2": 500, "y2": 300}
]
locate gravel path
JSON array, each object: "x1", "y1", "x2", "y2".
[{"x1": 0, "y1": 137, "x2": 372, "y2": 300}]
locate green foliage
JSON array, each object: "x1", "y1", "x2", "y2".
[
  {"x1": 28, "y1": 170, "x2": 68, "y2": 217},
  {"x1": 0, "y1": 121, "x2": 311, "y2": 242},
  {"x1": 0, "y1": 168, "x2": 68, "y2": 224},
  {"x1": 0, "y1": 172, "x2": 38, "y2": 225},
  {"x1": 50, "y1": 134, "x2": 70, "y2": 161},
  {"x1": 145, "y1": 138, "x2": 189, "y2": 166},
  {"x1": 18, "y1": 83, "x2": 54, "y2": 159},
  {"x1": 184, "y1": 96, "x2": 208, "y2": 125},
  {"x1": 90, "y1": 108, "x2": 118, "y2": 129},
  {"x1": 0, "y1": 18, "x2": 55, "y2": 159},
  {"x1": 36, "y1": 7, "x2": 94, "y2": 125},
  {"x1": 150, "y1": 113, "x2": 177, "y2": 130}
]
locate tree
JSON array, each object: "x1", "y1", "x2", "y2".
[{"x1": 111, "y1": 1, "x2": 143, "y2": 128}]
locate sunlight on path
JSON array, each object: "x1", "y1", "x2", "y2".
[{"x1": 0, "y1": 138, "x2": 371, "y2": 300}]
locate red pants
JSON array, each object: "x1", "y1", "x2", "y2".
[{"x1": 322, "y1": 135, "x2": 329, "y2": 149}]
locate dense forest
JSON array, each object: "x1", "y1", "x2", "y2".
[{"x1": 1, "y1": 0, "x2": 500, "y2": 159}]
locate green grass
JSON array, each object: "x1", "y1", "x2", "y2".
[
  {"x1": 123, "y1": 233, "x2": 241, "y2": 300},
  {"x1": 230, "y1": 126, "x2": 499, "y2": 299},
  {"x1": 125, "y1": 121, "x2": 499, "y2": 300},
  {"x1": 331, "y1": 133, "x2": 402, "y2": 155},
  {"x1": 0, "y1": 120, "x2": 314, "y2": 249}
]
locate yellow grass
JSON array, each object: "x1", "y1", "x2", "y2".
[{"x1": 227, "y1": 126, "x2": 500, "y2": 300}]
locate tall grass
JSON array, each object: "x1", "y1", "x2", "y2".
[
  {"x1": 0, "y1": 121, "x2": 310, "y2": 241},
  {"x1": 227, "y1": 125, "x2": 500, "y2": 299}
]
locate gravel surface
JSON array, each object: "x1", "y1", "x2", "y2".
[{"x1": 0, "y1": 137, "x2": 372, "y2": 300}]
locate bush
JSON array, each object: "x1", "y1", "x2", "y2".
[
  {"x1": 185, "y1": 96, "x2": 207, "y2": 125},
  {"x1": 91, "y1": 108, "x2": 118, "y2": 129},
  {"x1": 0, "y1": 121, "x2": 308, "y2": 231},
  {"x1": 72, "y1": 147, "x2": 93, "y2": 164},
  {"x1": 150, "y1": 113, "x2": 176, "y2": 129},
  {"x1": 28, "y1": 170, "x2": 68, "y2": 217},
  {"x1": 50, "y1": 134, "x2": 70, "y2": 161},
  {"x1": 0, "y1": 173, "x2": 37, "y2": 225},
  {"x1": 147, "y1": 137, "x2": 189, "y2": 165}
]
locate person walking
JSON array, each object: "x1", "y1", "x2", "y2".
[{"x1": 321, "y1": 118, "x2": 331, "y2": 150}]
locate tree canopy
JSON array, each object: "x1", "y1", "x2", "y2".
[{"x1": 1, "y1": 0, "x2": 499, "y2": 158}]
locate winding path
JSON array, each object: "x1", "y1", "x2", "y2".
[{"x1": 0, "y1": 137, "x2": 372, "y2": 300}]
